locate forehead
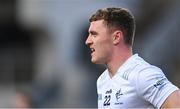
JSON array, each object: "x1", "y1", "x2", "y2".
[{"x1": 89, "y1": 20, "x2": 107, "y2": 31}]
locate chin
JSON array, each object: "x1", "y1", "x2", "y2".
[
  {"x1": 91, "y1": 58, "x2": 98, "y2": 64},
  {"x1": 91, "y1": 60, "x2": 96, "y2": 63},
  {"x1": 91, "y1": 59, "x2": 102, "y2": 64}
]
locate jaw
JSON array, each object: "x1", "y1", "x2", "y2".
[
  {"x1": 91, "y1": 55, "x2": 107, "y2": 64},
  {"x1": 91, "y1": 56, "x2": 99, "y2": 64}
]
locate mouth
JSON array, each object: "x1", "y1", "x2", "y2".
[{"x1": 90, "y1": 48, "x2": 95, "y2": 55}]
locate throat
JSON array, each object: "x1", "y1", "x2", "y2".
[
  {"x1": 107, "y1": 53, "x2": 132, "y2": 78},
  {"x1": 107, "y1": 67, "x2": 118, "y2": 78}
]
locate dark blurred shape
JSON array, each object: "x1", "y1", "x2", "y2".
[
  {"x1": 0, "y1": 0, "x2": 15, "y2": 25},
  {"x1": 0, "y1": 22, "x2": 35, "y2": 84},
  {"x1": 0, "y1": 0, "x2": 35, "y2": 84}
]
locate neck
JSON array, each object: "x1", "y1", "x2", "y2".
[{"x1": 106, "y1": 46, "x2": 132, "y2": 78}]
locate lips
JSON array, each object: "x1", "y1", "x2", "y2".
[
  {"x1": 91, "y1": 48, "x2": 95, "y2": 52},
  {"x1": 90, "y1": 48, "x2": 95, "y2": 55}
]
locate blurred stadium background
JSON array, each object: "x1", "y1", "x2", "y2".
[{"x1": 0, "y1": 0, "x2": 179, "y2": 108}]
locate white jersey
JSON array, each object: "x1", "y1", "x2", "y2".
[{"x1": 97, "y1": 54, "x2": 178, "y2": 108}]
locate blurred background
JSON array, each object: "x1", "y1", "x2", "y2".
[{"x1": 0, "y1": 0, "x2": 179, "y2": 108}]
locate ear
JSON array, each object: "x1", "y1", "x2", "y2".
[{"x1": 112, "y1": 30, "x2": 123, "y2": 45}]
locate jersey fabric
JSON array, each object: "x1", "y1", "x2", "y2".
[{"x1": 97, "y1": 54, "x2": 179, "y2": 108}]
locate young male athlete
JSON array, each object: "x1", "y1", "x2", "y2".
[{"x1": 85, "y1": 7, "x2": 180, "y2": 108}]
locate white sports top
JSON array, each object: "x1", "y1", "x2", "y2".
[{"x1": 97, "y1": 54, "x2": 178, "y2": 108}]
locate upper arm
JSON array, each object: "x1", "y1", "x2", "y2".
[{"x1": 161, "y1": 90, "x2": 180, "y2": 108}]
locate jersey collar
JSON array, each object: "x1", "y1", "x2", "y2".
[{"x1": 107, "y1": 54, "x2": 139, "y2": 80}]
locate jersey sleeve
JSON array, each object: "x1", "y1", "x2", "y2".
[{"x1": 135, "y1": 66, "x2": 179, "y2": 108}]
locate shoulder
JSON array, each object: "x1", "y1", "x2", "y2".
[
  {"x1": 127, "y1": 54, "x2": 163, "y2": 81},
  {"x1": 125, "y1": 55, "x2": 166, "y2": 90},
  {"x1": 128, "y1": 59, "x2": 165, "y2": 88},
  {"x1": 122, "y1": 54, "x2": 162, "y2": 82},
  {"x1": 134, "y1": 65, "x2": 165, "y2": 87}
]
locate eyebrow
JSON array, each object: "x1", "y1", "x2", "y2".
[{"x1": 89, "y1": 30, "x2": 98, "y2": 35}]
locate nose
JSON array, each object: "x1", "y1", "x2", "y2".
[{"x1": 85, "y1": 35, "x2": 92, "y2": 46}]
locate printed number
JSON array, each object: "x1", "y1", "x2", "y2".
[{"x1": 103, "y1": 95, "x2": 111, "y2": 106}]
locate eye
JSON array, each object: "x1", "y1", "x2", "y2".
[
  {"x1": 89, "y1": 31, "x2": 98, "y2": 38},
  {"x1": 89, "y1": 34, "x2": 96, "y2": 38},
  {"x1": 92, "y1": 35, "x2": 97, "y2": 37}
]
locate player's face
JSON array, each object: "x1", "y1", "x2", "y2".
[{"x1": 85, "y1": 20, "x2": 113, "y2": 64}]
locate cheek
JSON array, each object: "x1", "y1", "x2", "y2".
[
  {"x1": 94, "y1": 35, "x2": 113, "y2": 54},
  {"x1": 97, "y1": 40, "x2": 112, "y2": 56}
]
